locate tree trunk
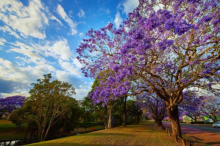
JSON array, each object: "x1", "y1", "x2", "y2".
[
  {"x1": 156, "y1": 119, "x2": 165, "y2": 130},
  {"x1": 156, "y1": 119, "x2": 163, "y2": 126},
  {"x1": 167, "y1": 105, "x2": 182, "y2": 138},
  {"x1": 135, "y1": 115, "x2": 138, "y2": 124},
  {"x1": 104, "y1": 116, "x2": 108, "y2": 129},
  {"x1": 107, "y1": 104, "x2": 112, "y2": 129},
  {"x1": 29, "y1": 129, "x2": 35, "y2": 143},
  {"x1": 23, "y1": 124, "x2": 31, "y2": 144},
  {"x1": 213, "y1": 116, "x2": 217, "y2": 122},
  {"x1": 122, "y1": 96, "x2": 127, "y2": 127}
]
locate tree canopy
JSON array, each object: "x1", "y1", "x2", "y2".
[{"x1": 77, "y1": 0, "x2": 220, "y2": 137}]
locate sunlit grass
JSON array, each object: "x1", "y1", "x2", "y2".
[{"x1": 27, "y1": 121, "x2": 181, "y2": 146}]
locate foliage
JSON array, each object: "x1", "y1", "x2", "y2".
[
  {"x1": 179, "y1": 90, "x2": 205, "y2": 122},
  {"x1": 77, "y1": 0, "x2": 220, "y2": 137},
  {"x1": 126, "y1": 100, "x2": 143, "y2": 124},
  {"x1": 9, "y1": 74, "x2": 80, "y2": 142},
  {"x1": 200, "y1": 91, "x2": 220, "y2": 122},
  {"x1": 137, "y1": 93, "x2": 166, "y2": 126}
]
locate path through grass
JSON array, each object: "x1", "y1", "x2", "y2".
[{"x1": 27, "y1": 121, "x2": 181, "y2": 146}]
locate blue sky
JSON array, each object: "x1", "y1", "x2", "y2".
[{"x1": 0, "y1": 0, "x2": 139, "y2": 99}]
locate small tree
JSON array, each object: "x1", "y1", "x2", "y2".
[
  {"x1": 137, "y1": 93, "x2": 166, "y2": 128},
  {"x1": 179, "y1": 90, "x2": 204, "y2": 122},
  {"x1": 28, "y1": 74, "x2": 76, "y2": 141}
]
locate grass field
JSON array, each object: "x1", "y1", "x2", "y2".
[
  {"x1": 0, "y1": 120, "x2": 26, "y2": 140},
  {"x1": 27, "y1": 121, "x2": 181, "y2": 146},
  {"x1": 0, "y1": 119, "x2": 104, "y2": 142}
]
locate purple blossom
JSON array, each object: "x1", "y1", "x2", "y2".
[
  {"x1": 106, "y1": 23, "x2": 113, "y2": 30},
  {"x1": 144, "y1": 17, "x2": 160, "y2": 30},
  {"x1": 201, "y1": 69, "x2": 212, "y2": 75},
  {"x1": 164, "y1": 21, "x2": 175, "y2": 30},
  {"x1": 189, "y1": 61, "x2": 193, "y2": 66},
  {"x1": 112, "y1": 65, "x2": 120, "y2": 72},
  {"x1": 132, "y1": 32, "x2": 144, "y2": 40},
  {"x1": 0, "y1": 96, "x2": 26, "y2": 112},
  {"x1": 108, "y1": 42, "x2": 114, "y2": 48},
  {"x1": 174, "y1": 21, "x2": 192, "y2": 35},
  {"x1": 202, "y1": 16, "x2": 213, "y2": 22},
  {"x1": 211, "y1": 18, "x2": 220, "y2": 25},
  {"x1": 166, "y1": 40, "x2": 174, "y2": 46}
]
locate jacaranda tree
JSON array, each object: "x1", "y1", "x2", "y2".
[
  {"x1": 179, "y1": 90, "x2": 205, "y2": 122},
  {"x1": 200, "y1": 87, "x2": 220, "y2": 122},
  {"x1": 77, "y1": 0, "x2": 220, "y2": 137},
  {"x1": 137, "y1": 92, "x2": 166, "y2": 128},
  {"x1": 0, "y1": 95, "x2": 25, "y2": 113}
]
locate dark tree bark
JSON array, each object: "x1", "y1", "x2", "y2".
[
  {"x1": 23, "y1": 124, "x2": 30, "y2": 143},
  {"x1": 122, "y1": 96, "x2": 127, "y2": 127},
  {"x1": 167, "y1": 105, "x2": 182, "y2": 138}
]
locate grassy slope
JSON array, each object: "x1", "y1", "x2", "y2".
[
  {"x1": 0, "y1": 119, "x2": 104, "y2": 141},
  {"x1": 0, "y1": 120, "x2": 26, "y2": 140},
  {"x1": 27, "y1": 121, "x2": 181, "y2": 146}
]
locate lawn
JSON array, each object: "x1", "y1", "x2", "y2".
[
  {"x1": 0, "y1": 120, "x2": 26, "y2": 140},
  {"x1": 0, "y1": 120, "x2": 104, "y2": 141},
  {"x1": 27, "y1": 121, "x2": 181, "y2": 146}
]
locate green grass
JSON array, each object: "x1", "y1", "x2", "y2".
[
  {"x1": 0, "y1": 120, "x2": 26, "y2": 140},
  {"x1": 27, "y1": 121, "x2": 181, "y2": 146},
  {"x1": 0, "y1": 120, "x2": 104, "y2": 141}
]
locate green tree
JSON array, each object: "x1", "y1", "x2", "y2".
[
  {"x1": 127, "y1": 100, "x2": 143, "y2": 124},
  {"x1": 9, "y1": 74, "x2": 78, "y2": 142}
]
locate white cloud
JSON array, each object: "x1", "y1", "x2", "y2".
[
  {"x1": 59, "y1": 60, "x2": 81, "y2": 77},
  {"x1": 72, "y1": 58, "x2": 83, "y2": 68},
  {"x1": 0, "y1": 56, "x2": 55, "y2": 82},
  {"x1": 0, "y1": 92, "x2": 29, "y2": 98},
  {"x1": 57, "y1": 4, "x2": 77, "y2": 35},
  {"x1": 0, "y1": 38, "x2": 6, "y2": 46},
  {"x1": 55, "y1": 71, "x2": 92, "y2": 100},
  {"x1": 79, "y1": 32, "x2": 83, "y2": 37},
  {"x1": 78, "y1": 9, "x2": 85, "y2": 18},
  {"x1": 47, "y1": 39, "x2": 73, "y2": 61},
  {"x1": 33, "y1": 39, "x2": 73, "y2": 61},
  {"x1": 74, "y1": 85, "x2": 91, "y2": 100},
  {"x1": 8, "y1": 39, "x2": 74, "y2": 66},
  {"x1": 9, "y1": 42, "x2": 44, "y2": 64},
  {"x1": 0, "y1": 57, "x2": 57, "y2": 98},
  {"x1": 0, "y1": 26, "x2": 20, "y2": 39},
  {"x1": 0, "y1": 58, "x2": 28, "y2": 82},
  {"x1": 51, "y1": 15, "x2": 63, "y2": 26},
  {"x1": 114, "y1": 12, "x2": 123, "y2": 29},
  {"x1": 0, "y1": 0, "x2": 48, "y2": 39},
  {"x1": 26, "y1": 63, "x2": 56, "y2": 78},
  {"x1": 122, "y1": 0, "x2": 139, "y2": 14}
]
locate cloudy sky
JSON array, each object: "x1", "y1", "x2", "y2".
[{"x1": 0, "y1": 0, "x2": 139, "y2": 99}]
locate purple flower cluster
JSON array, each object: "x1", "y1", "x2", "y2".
[
  {"x1": 77, "y1": 0, "x2": 219, "y2": 107},
  {"x1": 0, "y1": 96, "x2": 26, "y2": 112}
]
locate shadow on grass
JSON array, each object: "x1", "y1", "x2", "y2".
[{"x1": 206, "y1": 142, "x2": 220, "y2": 145}]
